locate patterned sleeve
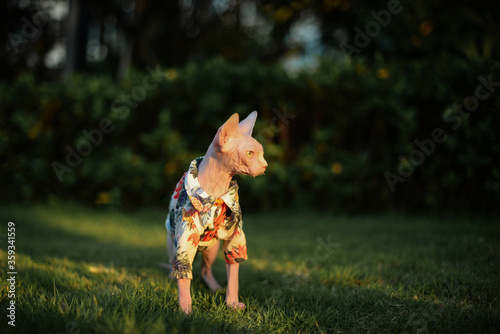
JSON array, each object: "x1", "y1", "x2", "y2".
[
  {"x1": 171, "y1": 208, "x2": 201, "y2": 280},
  {"x1": 223, "y1": 220, "x2": 248, "y2": 264}
]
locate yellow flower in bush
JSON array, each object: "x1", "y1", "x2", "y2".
[
  {"x1": 95, "y1": 192, "x2": 110, "y2": 204},
  {"x1": 419, "y1": 21, "x2": 434, "y2": 36},
  {"x1": 376, "y1": 68, "x2": 390, "y2": 79},
  {"x1": 166, "y1": 69, "x2": 178, "y2": 81},
  {"x1": 274, "y1": 6, "x2": 293, "y2": 22},
  {"x1": 331, "y1": 162, "x2": 343, "y2": 175}
]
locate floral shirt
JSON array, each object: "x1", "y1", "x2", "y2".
[{"x1": 165, "y1": 157, "x2": 248, "y2": 280}]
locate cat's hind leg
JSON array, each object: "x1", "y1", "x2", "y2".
[{"x1": 201, "y1": 240, "x2": 222, "y2": 291}]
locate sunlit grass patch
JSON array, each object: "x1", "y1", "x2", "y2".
[{"x1": 33, "y1": 204, "x2": 166, "y2": 248}]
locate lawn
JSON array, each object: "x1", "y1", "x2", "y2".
[{"x1": 0, "y1": 203, "x2": 499, "y2": 333}]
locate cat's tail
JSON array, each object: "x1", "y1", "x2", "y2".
[
  {"x1": 159, "y1": 263, "x2": 173, "y2": 270},
  {"x1": 159, "y1": 263, "x2": 176, "y2": 280}
]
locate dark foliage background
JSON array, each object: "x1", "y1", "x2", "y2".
[{"x1": 1, "y1": 0, "x2": 499, "y2": 214}]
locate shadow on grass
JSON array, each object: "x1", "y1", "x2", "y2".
[{"x1": 239, "y1": 267, "x2": 500, "y2": 333}]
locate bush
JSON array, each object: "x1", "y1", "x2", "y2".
[{"x1": 1, "y1": 56, "x2": 498, "y2": 214}]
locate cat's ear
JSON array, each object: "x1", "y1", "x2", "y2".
[
  {"x1": 239, "y1": 111, "x2": 258, "y2": 136},
  {"x1": 215, "y1": 113, "x2": 240, "y2": 151}
]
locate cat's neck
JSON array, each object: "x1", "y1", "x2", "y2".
[{"x1": 197, "y1": 145, "x2": 234, "y2": 198}]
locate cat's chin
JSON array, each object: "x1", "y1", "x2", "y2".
[
  {"x1": 256, "y1": 169, "x2": 267, "y2": 177},
  {"x1": 239, "y1": 170, "x2": 265, "y2": 177},
  {"x1": 249, "y1": 169, "x2": 267, "y2": 177}
]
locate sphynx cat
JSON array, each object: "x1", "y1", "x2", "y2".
[{"x1": 165, "y1": 112, "x2": 267, "y2": 314}]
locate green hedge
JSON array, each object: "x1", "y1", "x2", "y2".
[{"x1": 1, "y1": 56, "x2": 499, "y2": 214}]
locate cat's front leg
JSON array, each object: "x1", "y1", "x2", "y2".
[
  {"x1": 178, "y1": 278, "x2": 192, "y2": 314},
  {"x1": 225, "y1": 262, "x2": 246, "y2": 310}
]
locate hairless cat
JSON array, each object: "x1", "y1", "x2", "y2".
[{"x1": 165, "y1": 112, "x2": 267, "y2": 314}]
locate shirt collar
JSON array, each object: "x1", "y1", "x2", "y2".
[{"x1": 184, "y1": 156, "x2": 240, "y2": 213}]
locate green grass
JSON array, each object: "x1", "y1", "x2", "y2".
[{"x1": 0, "y1": 204, "x2": 499, "y2": 333}]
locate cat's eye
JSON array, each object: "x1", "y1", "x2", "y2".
[{"x1": 246, "y1": 151, "x2": 254, "y2": 158}]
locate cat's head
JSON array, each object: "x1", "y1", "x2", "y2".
[{"x1": 213, "y1": 111, "x2": 267, "y2": 177}]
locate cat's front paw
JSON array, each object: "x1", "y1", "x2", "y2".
[
  {"x1": 226, "y1": 299, "x2": 246, "y2": 310},
  {"x1": 179, "y1": 295, "x2": 192, "y2": 314}
]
